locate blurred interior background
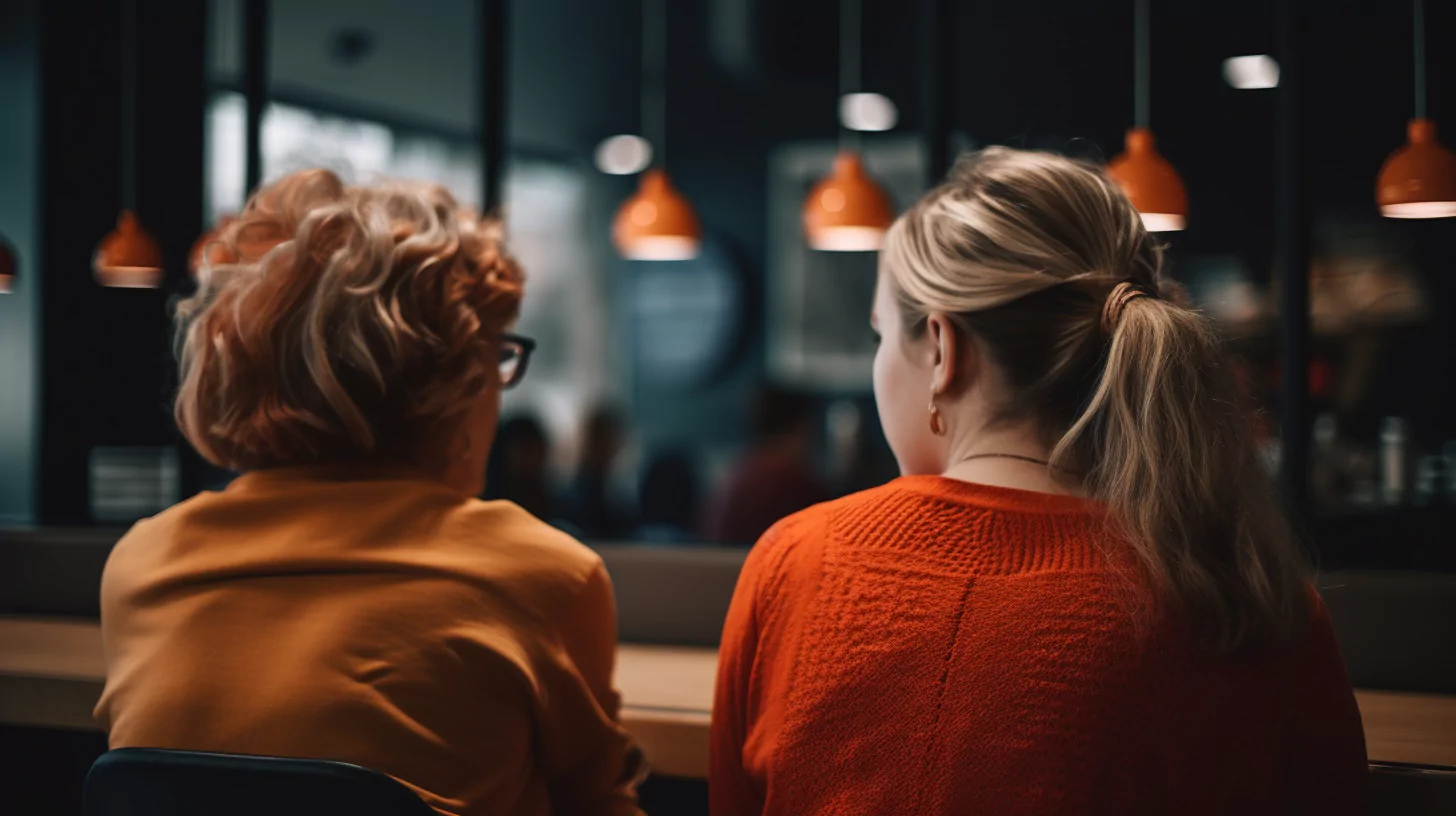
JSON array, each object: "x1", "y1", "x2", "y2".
[
  {"x1": 7, "y1": 2, "x2": 1456, "y2": 813},
  {"x1": 2, "y1": 0, "x2": 1455, "y2": 568}
]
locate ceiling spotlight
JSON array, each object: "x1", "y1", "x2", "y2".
[
  {"x1": 839, "y1": 93, "x2": 899, "y2": 132},
  {"x1": 595, "y1": 134, "x2": 654, "y2": 176},
  {"x1": 1222, "y1": 55, "x2": 1280, "y2": 90}
]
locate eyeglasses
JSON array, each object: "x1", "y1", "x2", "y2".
[{"x1": 498, "y1": 333, "x2": 536, "y2": 389}]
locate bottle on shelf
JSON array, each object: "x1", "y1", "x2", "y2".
[
  {"x1": 1379, "y1": 417, "x2": 1410, "y2": 507},
  {"x1": 1312, "y1": 413, "x2": 1340, "y2": 508}
]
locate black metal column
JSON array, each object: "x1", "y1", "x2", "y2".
[
  {"x1": 36, "y1": 0, "x2": 205, "y2": 523},
  {"x1": 480, "y1": 0, "x2": 509, "y2": 214},
  {"x1": 1277, "y1": 0, "x2": 1312, "y2": 522},
  {"x1": 919, "y1": 0, "x2": 953, "y2": 186},
  {"x1": 242, "y1": 0, "x2": 268, "y2": 194}
]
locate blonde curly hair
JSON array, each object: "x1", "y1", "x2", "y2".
[{"x1": 175, "y1": 169, "x2": 523, "y2": 471}]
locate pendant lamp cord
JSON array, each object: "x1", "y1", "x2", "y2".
[
  {"x1": 1414, "y1": 0, "x2": 1426, "y2": 119},
  {"x1": 642, "y1": 0, "x2": 667, "y2": 169},
  {"x1": 839, "y1": 0, "x2": 863, "y2": 151},
  {"x1": 1134, "y1": 0, "x2": 1150, "y2": 129},
  {"x1": 121, "y1": 0, "x2": 138, "y2": 210}
]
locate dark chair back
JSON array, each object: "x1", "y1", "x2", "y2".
[
  {"x1": 1368, "y1": 762, "x2": 1456, "y2": 816},
  {"x1": 84, "y1": 748, "x2": 436, "y2": 816}
]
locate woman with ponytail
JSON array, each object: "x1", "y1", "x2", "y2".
[{"x1": 711, "y1": 148, "x2": 1366, "y2": 815}]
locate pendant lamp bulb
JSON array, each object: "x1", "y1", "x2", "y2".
[
  {"x1": 1108, "y1": 0, "x2": 1188, "y2": 231},
  {"x1": 1376, "y1": 0, "x2": 1456, "y2": 218}
]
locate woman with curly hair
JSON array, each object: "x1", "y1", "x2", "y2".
[{"x1": 96, "y1": 170, "x2": 643, "y2": 816}]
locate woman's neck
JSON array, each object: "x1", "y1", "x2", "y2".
[
  {"x1": 939, "y1": 423, "x2": 1083, "y2": 497},
  {"x1": 940, "y1": 458, "x2": 1081, "y2": 496}
]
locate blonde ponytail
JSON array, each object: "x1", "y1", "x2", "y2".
[
  {"x1": 885, "y1": 147, "x2": 1308, "y2": 655},
  {"x1": 1054, "y1": 288, "x2": 1307, "y2": 653}
]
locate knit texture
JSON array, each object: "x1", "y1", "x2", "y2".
[{"x1": 711, "y1": 476, "x2": 1367, "y2": 816}]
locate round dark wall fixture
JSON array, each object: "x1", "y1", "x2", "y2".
[{"x1": 629, "y1": 236, "x2": 747, "y2": 391}]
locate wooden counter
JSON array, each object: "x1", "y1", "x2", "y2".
[
  {"x1": 3, "y1": 617, "x2": 1455, "y2": 781},
  {"x1": 0, "y1": 617, "x2": 717, "y2": 778}
]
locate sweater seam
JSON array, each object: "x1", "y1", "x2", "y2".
[{"x1": 911, "y1": 572, "x2": 976, "y2": 816}]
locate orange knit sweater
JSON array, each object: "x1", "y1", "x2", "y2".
[
  {"x1": 97, "y1": 467, "x2": 643, "y2": 816},
  {"x1": 711, "y1": 476, "x2": 1367, "y2": 816}
]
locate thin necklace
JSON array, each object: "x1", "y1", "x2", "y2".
[{"x1": 953, "y1": 453, "x2": 1051, "y2": 468}]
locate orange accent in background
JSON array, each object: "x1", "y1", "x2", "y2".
[
  {"x1": 0, "y1": 236, "x2": 15, "y2": 293},
  {"x1": 612, "y1": 168, "x2": 701, "y2": 258},
  {"x1": 1265, "y1": 358, "x2": 1332, "y2": 399},
  {"x1": 94, "y1": 211, "x2": 163, "y2": 286},
  {"x1": 802, "y1": 151, "x2": 894, "y2": 246},
  {"x1": 1107, "y1": 127, "x2": 1189, "y2": 221},
  {"x1": 1376, "y1": 119, "x2": 1456, "y2": 213}
]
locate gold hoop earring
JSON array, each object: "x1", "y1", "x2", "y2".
[{"x1": 928, "y1": 401, "x2": 946, "y2": 436}]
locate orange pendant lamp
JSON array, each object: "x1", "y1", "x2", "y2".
[
  {"x1": 613, "y1": 0, "x2": 701, "y2": 261},
  {"x1": 1108, "y1": 128, "x2": 1188, "y2": 232},
  {"x1": 614, "y1": 169, "x2": 701, "y2": 261},
  {"x1": 804, "y1": 151, "x2": 894, "y2": 251},
  {"x1": 1377, "y1": 0, "x2": 1456, "y2": 219},
  {"x1": 1107, "y1": 0, "x2": 1187, "y2": 232},
  {"x1": 95, "y1": 0, "x2": 163, "y2": 288},
  {"x1": 0, "y1": 233, "x2": 16, "y2": 294},
  {"x1": 94, "y1": 211, "x2": 164, "y2": 288},
  {"x1": 803, "y1": 0, "x2": 895, "y2": 251}
]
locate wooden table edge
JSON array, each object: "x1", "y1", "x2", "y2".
[{"x1": 4, "y1": 617, "x2": 1455, "y2": 776}]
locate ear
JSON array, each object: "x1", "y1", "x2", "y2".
[{"x1": 926, "y1": 313, "x2": 976, "y2": 397}]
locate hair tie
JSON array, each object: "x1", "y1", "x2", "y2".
[{"x1": 1101, "y1": 281, "x2": 1155, "y2": 335}]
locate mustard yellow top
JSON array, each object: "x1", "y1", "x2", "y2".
[{"x1": 96, "y1": 467, "x2": 644, "y2": 816}]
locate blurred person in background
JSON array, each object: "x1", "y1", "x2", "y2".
[
  {"x1": 96, "y1": 170, "x2": 644, "y2": 816},
  {"x1": 712, "y1": 149, "x2": 1366, "y2": 815},
  {"x1": 561, "y1": 406, "x2": 633, "y2": 539},
  {"x1": 704, "y1": 386, "x2": 824, "y2": 545},
  {"x1": 632, "y1": 450, "x2": 702, "y2": 544},
  {"x1": 484, "y1": 415, "x2": 557, "y2": 523}
]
